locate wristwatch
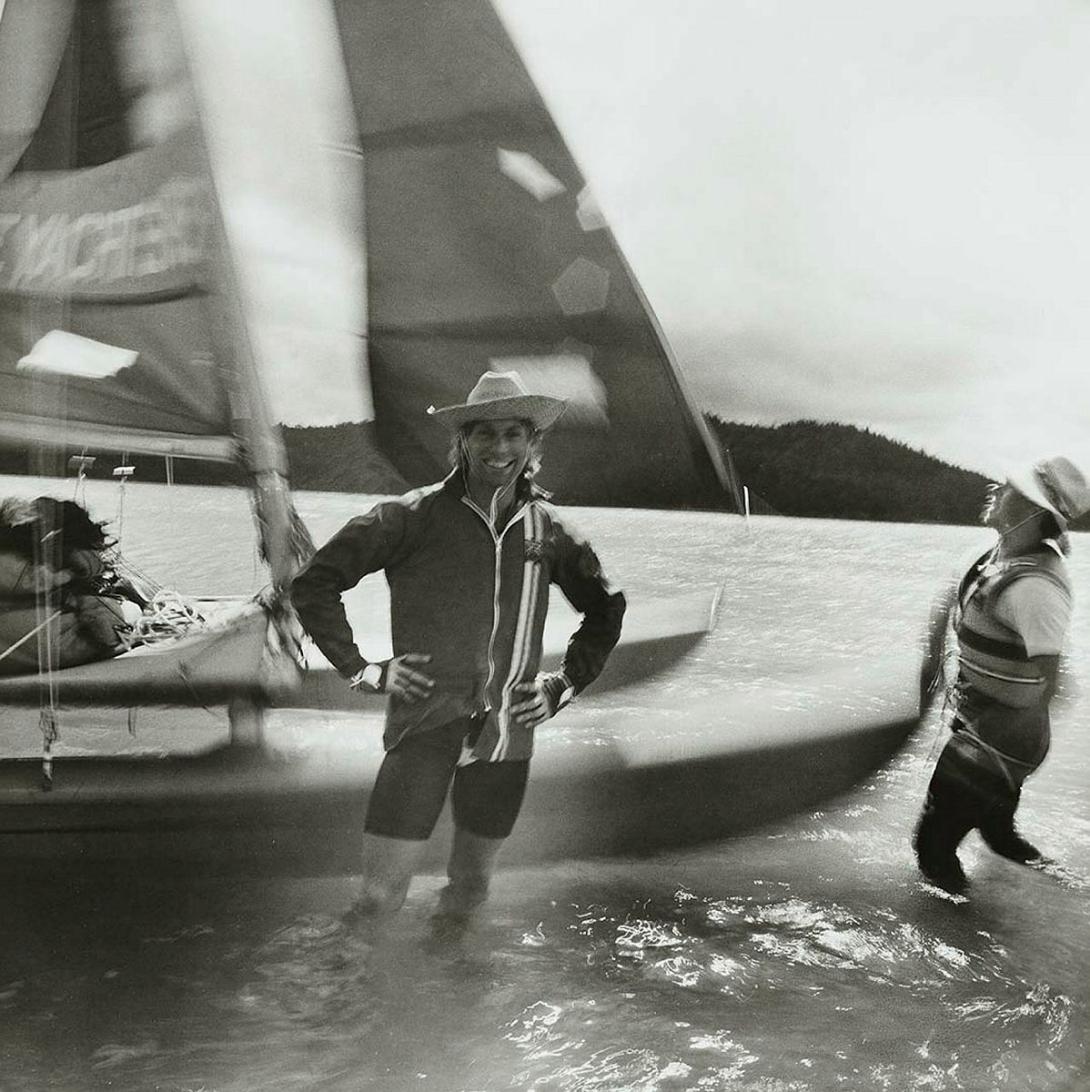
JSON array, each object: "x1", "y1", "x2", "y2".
[{"x1": 350, "y1": 662, "x2": 385, "y2": 693}]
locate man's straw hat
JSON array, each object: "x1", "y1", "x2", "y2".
[{"x1": 428, "y1": 370, "x2": 566, "y2": 432}]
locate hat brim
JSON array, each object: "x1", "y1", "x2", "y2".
[
  {"x1": 1006, "y1": 467, "x2": 1067, "y2": 527},
  {"x1": 429, "y1": 394, "x2": 567, "y2": 432}
]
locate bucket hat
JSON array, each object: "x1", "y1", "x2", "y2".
[{"x1": 1007, "y1": 456, "x2": 1090, "y2": 529}]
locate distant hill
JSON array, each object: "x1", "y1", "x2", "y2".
[
  {"x1": 6, "y1": 417, "x2": 1075, "y2": 530},
  {"x1": 279, "y1": 422, "x2": 409, "y2": 495},
  {"x1": 284, "y1": 419, "x2": 996, "y2": 526},
  {"x1": 705, "y1": 417, "x2": 990, "y2": 525}
]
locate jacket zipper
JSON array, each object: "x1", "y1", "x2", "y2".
[{"x1": 461, "y1": 494, "x2": 525, "y2": 722}]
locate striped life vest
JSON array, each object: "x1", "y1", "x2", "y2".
[{"x1": 954, "y1": 546, "x2": 1070, "y2": 709}]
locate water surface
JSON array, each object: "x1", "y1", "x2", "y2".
[{"x1": 1, "y1": 475, "x2": 1087, "y2": 1090}]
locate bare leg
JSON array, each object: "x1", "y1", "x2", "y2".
[
  {"x1": 344, "y1": 832, "x2": 424, "y2": 937},
  {"x1": 432, "y1": 751, "x2": 527, "y2": 940},
  {"x1": 435, "y1": 827, "x2": 505, "y2": 921}
]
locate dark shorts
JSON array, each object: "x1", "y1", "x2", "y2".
[{"x1": 364, "y1": 717, "x2": 530, "y2": 841}]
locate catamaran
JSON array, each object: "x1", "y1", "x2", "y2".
[{"x1": 0, "y1": 0, "x2": 920, "y2": 877}]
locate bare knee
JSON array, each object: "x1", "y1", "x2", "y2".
[
  {"x1": 439, "y1": 830, "x2": 505, "y2": 914},
  {"x1": 354, "y1": 833, "x2": 421, "y2": 918}
]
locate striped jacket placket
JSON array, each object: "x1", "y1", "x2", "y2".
[{"x1": 458, "y1": 495, "x2": 548, "y2": 762}]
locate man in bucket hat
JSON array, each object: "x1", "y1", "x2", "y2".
[
  {"x1": 292, "y1": 370, "x2": 626, "y2": 935},
  {"x1": 914, "y1": 455, "x2": 1090, "y2": 895}
]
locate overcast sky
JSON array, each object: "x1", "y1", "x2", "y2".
[
  {"x1": 495, "y1": 0, "x2": 1090, "y2": 476},
  {"x1": 7, "y1": 0, "x2": 1089, "y2": 477},
  {"x1": 109, "y1": 0, "x2": 1090, "y2": 477}
]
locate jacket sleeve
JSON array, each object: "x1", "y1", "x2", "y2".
[
  {"x1": 548, "y1": 516, "x2": 626, "y2": 694},
  {"x1": 290, "y1": 501, "x2": 413, "y2": 678}
]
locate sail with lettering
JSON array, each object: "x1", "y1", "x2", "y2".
[
  {"x1": 0, "y1": 0, "x2": 308, "y2": 709},
  {"x1": 331, "y1": 0, "x2": 741, "y2": 510}
]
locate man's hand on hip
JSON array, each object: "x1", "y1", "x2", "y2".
[
  {"x1": 350, "y1": 653, "x2": 434, "y2": 702},
  {"x1": 511, "y1": 672, "x2": 572, "y2": 726},
  {"x1": 385, "y1": 653, "x2": 434, "y2": 702}
]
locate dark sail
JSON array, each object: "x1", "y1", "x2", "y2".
[
  {"x1": 333, "y1": 0, "x2": 739, "y2": 510},
  {"x1": 0, "y1": 2, "x2": 232, "y2": 462}
]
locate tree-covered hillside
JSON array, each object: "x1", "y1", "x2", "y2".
[
  {"x1": 706, "y1": 417, "x2": 990, "y2": 525},
  {"x1": 9, "y1": 417, "x2": 1083, "y2": 531},
  {"x1": 279, "y1": 423, "x2": 408, "y2": 495}
]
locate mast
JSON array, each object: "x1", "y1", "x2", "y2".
[
  {"x1": 199, "y1": 202, "x2": 298, "y2": 590},
  {"x1": 168, "y1": 1, "x2": 299, "y2": 745},
  {"x1": 171, "y1": 0, "x2": 296, "y2": 589}
]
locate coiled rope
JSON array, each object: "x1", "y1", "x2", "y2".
[{"x1": 127, "y1": 589, "x2": 209, "y2": 647}]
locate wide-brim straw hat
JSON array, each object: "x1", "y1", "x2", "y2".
[
  {"x1": 1006, "y1": 455, "x2": 1090, "y2": 530},
  {"x1": 428, "y1": 370, "x2": 567, "y2": 432}
]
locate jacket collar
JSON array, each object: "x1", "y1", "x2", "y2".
[{"x1": 441, "y1": 468, "x2": 548, "y2": 505}]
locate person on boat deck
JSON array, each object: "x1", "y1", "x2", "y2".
[
  {"x1": 0, "y1": 496, "x2": 143, "y2": 676},
  {"x1": 291, "y1": 370, "x2": 626, "y2": 934},
  {"x1": 913, "y1": 456, "x2": 1090, "y2": 895}
]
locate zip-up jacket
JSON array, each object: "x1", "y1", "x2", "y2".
[
  {"x1": 290, "y1": 473, "x2": 626, "y2": 761},
  {"x1": 952, "y1": 546, "x2": 1071, "y2": 769}
]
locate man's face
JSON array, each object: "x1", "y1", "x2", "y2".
[
  {"x1": 463, "y1": 418, "x2": 534, "y2": 491},
  {"x1": 981, "y1": 481, "x2": 1037, "y2": 531}
]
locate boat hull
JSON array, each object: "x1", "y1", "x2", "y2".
[
  {"x1": 0, "y1": 652, "x2": 921, "y2": 877},
  {"x1": 286, "y1": 589, "x2": 715, "y2": 711}
]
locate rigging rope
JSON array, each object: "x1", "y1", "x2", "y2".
[
  {"x1": 30, "y1": 511, "x2": 60, "y2": 791},
  {"x1": 70, "y1": 450, "x2": 94, "y2": 508},
  {"x1": 113, "y1": 454, "x2": 133, "y2": 545},
  {"x1": 0, "y1": 610, "x2": 62, "y2": 666},
  {"x1": 128, "y1": 589, "x2": 208, "y2": 646}
]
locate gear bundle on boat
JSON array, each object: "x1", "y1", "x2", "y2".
[
  {"x1": 0, "y1": 495, "x2": 148, "y2": 675},
  {"x1": 0, "y1": 476, "x2": 311, "y2": 743}
]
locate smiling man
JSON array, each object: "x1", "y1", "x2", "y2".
[
  {"x1": 291, "y1": 370, "x2": 626, "y2": 935},
  {"x1": 914, "y1": 456, "x2": 1090, "y2": 896}
]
